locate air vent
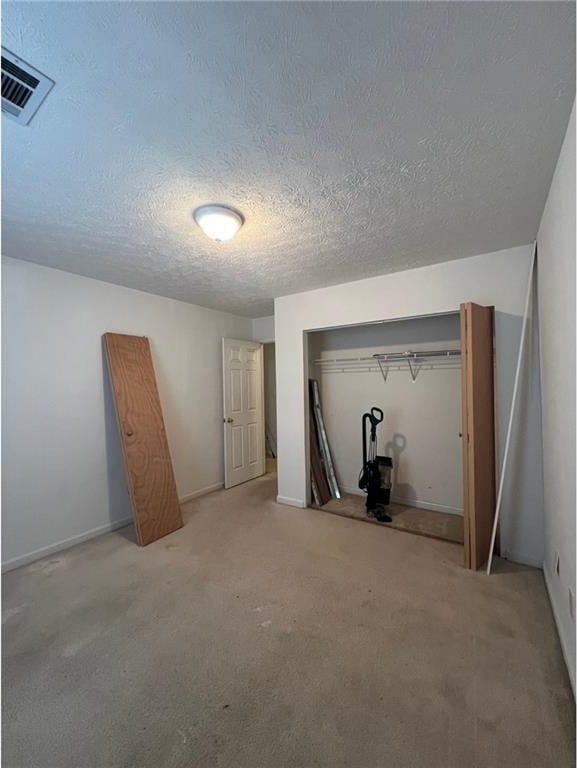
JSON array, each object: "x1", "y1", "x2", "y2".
[{"x1": 2, "y1": 48, "x2": 54, "y2": 126}]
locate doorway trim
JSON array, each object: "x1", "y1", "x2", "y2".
[{"x1": 222, "y1": 338, "x2": 266, "y2": 489}]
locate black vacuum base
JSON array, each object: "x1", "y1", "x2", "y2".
[{"x1": 367, "y1": 505, "x2": 392, "y2": 523}]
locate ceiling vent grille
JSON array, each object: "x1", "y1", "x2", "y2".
[{"x1": 2, "y1": 48, "x2": 54, "y2": 125}]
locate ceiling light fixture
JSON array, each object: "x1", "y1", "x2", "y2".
[{"x1": 193, "y1": 204, "x2": 244, "y2": 242}]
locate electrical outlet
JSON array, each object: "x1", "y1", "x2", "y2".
[
  {"x1": 569, "y1": 588, "x2": 575, "y2": 622},
  {"x1": 555, "y1": 552, "x2": 560, "y2": 576}
]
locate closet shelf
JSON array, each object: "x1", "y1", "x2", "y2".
[
  {"x1": 373, "y1": 348, "x2": 461, "y2": 363},
  {"x1": 374, "y1": 348, "x2": 461, "y2": 382},
  {"x1": 314, "y1": 348, "x2": 461, "y2": 382}
]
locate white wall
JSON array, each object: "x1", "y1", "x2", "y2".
[
  {"x1": 537, "y1": 102, "x2": 575, "y2": 689},
  {"x1": 311, "y1": 314, "x2": 463, "y2": 514},
  {"x1": 2, "y1": 257, "x2": 253, "y2": 570},
  {"x1": 275, "y1": 245, "x2": 544, "y2": 567},
  {"x1": 252, "y1": 315, "x2": 275, "y2": 343}
]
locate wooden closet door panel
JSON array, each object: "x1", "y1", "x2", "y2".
[
  {"x1": 103, "y1": 333, "x2": 183, "y2": 545},
  {"x1": 460, "y1": 304, "x2": 496, "y2": 570},
  {"x1": 460, "y1": 304, "x2": 471, "y2": 569}
]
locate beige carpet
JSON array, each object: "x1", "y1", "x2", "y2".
[
  {"x1": 3, "y1": 472, "x2": 574, "y2": 767},
  {"x1": 314, "y1": 492, "x2": 465, "y2": 544}
]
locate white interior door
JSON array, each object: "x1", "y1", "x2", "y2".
[{"x1": 223, "y1": 338, "x2": 265, "y2": 488}]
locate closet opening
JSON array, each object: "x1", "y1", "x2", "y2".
[{"x1": 306, "y1": 305, "x2": 496, "y2": 569}]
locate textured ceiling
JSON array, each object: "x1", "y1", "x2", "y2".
[{"x1": 2, "y1": 2, "x2": 575, "y2": 317}]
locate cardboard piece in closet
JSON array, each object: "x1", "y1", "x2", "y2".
[{"x1": 103, "y1": 333, "x2": 183, "y2": 545}]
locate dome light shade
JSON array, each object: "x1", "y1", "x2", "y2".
[{"x1": 193, "y1": 205, "x2": 244, "y2": 241}]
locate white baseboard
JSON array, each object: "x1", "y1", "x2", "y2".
[
  {"x1": 2, "y1": 482, "x2": 227, "y2": 574},
  {"x1": 179, "y1": 482, "x2": 223, "y2": 504},
  {"x1": 340, "y1": 486, "x2": 364, "y2": 498},
  {"x1": 2, "y1": 516, "x2": 132, "y2": 573},
  {"x1": 391, "y1": 497, "x2": 463, "y2": 516},
  {"x1": 543, "y1": 565, "x2": 575, "y2": 695},
  {"x1": 340, "y1": 485, "x2": 463, "y2": 516},
  {"x1": 277, "y1": 495, "x2": 306, "y2": 509}
]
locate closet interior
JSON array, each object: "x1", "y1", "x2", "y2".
[{"x1": 307, "y1": 305, "x2": 496, "y2": 570}]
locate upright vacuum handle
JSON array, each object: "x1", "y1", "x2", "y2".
[
  {"x1": 370, "y1": 407, "x2": 384, "y2": 425},
  {"x1": 362, "y1": 407, "x2": 384, "y2": 469}
]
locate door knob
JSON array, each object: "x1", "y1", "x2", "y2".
[
  {"x1": 126, "y1": 429, "x2": 133, "y2": 437},
  {"x1": 226, "y1": 417, "x2": 234, "y2": 423}
]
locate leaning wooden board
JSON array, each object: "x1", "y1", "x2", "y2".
[{"x1": 103, "y1": 333, "x2": 183, "y2": 545}]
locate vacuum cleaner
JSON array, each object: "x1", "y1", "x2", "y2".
[{"x1": 358, "y1": 407, "x2": 393, "y2": 523}]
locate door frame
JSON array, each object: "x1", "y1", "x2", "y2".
[{"x1": 222, "y1": 338, "x2": 266, "y2": 489}]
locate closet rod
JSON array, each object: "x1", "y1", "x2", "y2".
[{"x1": 372, "y1": 348, "x2": 461, "y2": 362}]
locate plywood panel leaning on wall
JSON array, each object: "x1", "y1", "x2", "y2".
[{"x1": 103, "y1": 333, "x2": 183, "y2": 545}]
